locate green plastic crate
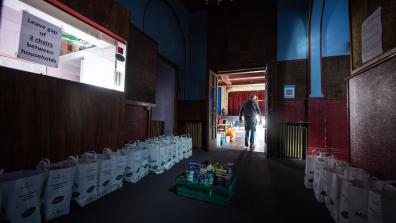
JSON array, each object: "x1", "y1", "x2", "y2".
[{"x1": 175, "y1": 175, "x2": 236, "y2": 206}]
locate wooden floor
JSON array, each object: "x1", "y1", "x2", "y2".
[{"x1": 218, "y1": 125, "x2": 266, "y2": 153}]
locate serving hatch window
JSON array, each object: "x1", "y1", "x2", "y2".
[{"x1": 0, "y1": 0, "x2": 126, "y2": 92}]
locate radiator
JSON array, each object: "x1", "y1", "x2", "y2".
[
  {"x1": 184, "y1": 122, "x2": 203, "y2": 148},
  {"x1": 150, "y1": 121, "x2": 164, "y2": 137},
  {"x1": 279, "y1": 123, "x2": 307, "y2": 159}
]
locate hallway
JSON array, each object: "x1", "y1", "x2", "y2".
[
  {"x1": 53, "y1": 149, "x2": 332, "y2": 223},
  {"x1": 218, "y1": 123, "x2": 266, "y2": 153}
]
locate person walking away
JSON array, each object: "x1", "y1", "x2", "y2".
[{"x1": 239, "y1": 94, "x2": 262, "y2": 149}]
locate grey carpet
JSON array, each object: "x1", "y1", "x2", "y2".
[{"x1": 52, "y1": 149, "x2": 333, "y2": 223}]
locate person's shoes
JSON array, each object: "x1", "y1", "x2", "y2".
[
  {"x1": 250, "y1": 144, "x2": 256, "y2": 150},
  {"x1": 245, "y1": 142, "x2": 249, "y2": 147}
]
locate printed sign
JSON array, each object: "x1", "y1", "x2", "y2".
[
  {"x1": 361, "y1": 7, "x2": 383, "y2": 63},
  {"x1": 284, "y1": 85, "x2": 295, "y2": 98},
  {"x1": 17, "y1": 11, "x2": 61, "y2": 68}
]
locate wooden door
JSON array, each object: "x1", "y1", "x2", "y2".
[{"x1": 208, "y1": 70, "x2": 218, "y2": 149}]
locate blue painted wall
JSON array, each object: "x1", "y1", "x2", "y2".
[
  {"x1": 118, "y1": 0, "x2": 189, "y2": 35},
  {"x1": 322, "y1": 0, "x2": 350, "y2": 56},
  {"x1": 277, "y1": 0, "x2": 350, "y2": 97},
  {"x1": 118, "y1": 0, "x2": 208, "y2": 100},
  {"x1": 152, "y1": 58, "x2": 176, "y2": 134},
  {"x1": 188, "y1": 10, "x2": 208, "y2": 100},
  {"x1": 277, "y1": 0, "x2": 350, "y2": 61},
  {"x1": 143, "y1": 0, "x2": 187, "y2": 98},
  {"x1": 310, "y1": 0, "x2": 325, "y2": 97},
  {"x1": 277, "y1": 0, "x2": 309, "y2": 61}
]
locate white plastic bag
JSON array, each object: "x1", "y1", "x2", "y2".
[
  {"x1": 148, "y1": 142, "x2": 166, "y2": 174},
  {"x1": 0, "y1": 170, "x2": 45, "y2": 223},
  {"x1": 170, "y1": 143, "x2": 177, "y2": 165},
  {"x1": 163, "y1": 144, "x2": 173, "y2": 170},
  {"x1": 175, "y1": 141, "x2": 183, "y2": 163},
  {"x1": 348, "y1": 180, "x2": 369, "y2": 223},
  {"x1": 185, "y1": 136, "x2": 193, "y2": 158},
  {"x1": 368, "y1": 181, "x2": 396, "y2": 223},
  {"x1": 338, "y1": 167, "x2": 370, "y2": 223},
  {"x1": 124, "y1": 148, "x2": 141, "y2": 183},
  {"x1": 105, "y1": 149, "x2": 127, "y2": 191},
  {"x1": 339, "y1": 177, "x2": 353, "y2": 223},
  {"x1": 71, "y1": 154, "x2": 98, "y2": 207},
  {"x1": 140, "y1": 148, "x2": 149, "y2": 178},
  {"x1": 304, "y1": 156, "x2": 316, "y2": 189},
  {"x1": 328, "y1": 173, "x2": 344, "y2": 221},
  {"x1": 179, "y1": 135, "x2": 190, "y2": 159},
  {"x1": 96, "y1": 152, "x2": 112, "y2": 198},
  {"x1": 181, "y1": 137, "x2": 189, "y2": 158},
  {"x1": 313, "y1": 157, "x2": 327, "y2": 203},
  {"x1": 37, "y1": 158, "x2": 76, "y2": 221},
  {"x1": 321, "y1": 167, "x2": 333, "y2": 198},
  {"x1": 324, "y1": 160, "x2": 349, "y2": 214}
]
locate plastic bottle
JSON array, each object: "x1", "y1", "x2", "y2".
[
  {"x1": 207, "y1": 173, "x2": 214, "y2": 186},
  {"x1": 187, "y1": 170, "x2": 194, "y2": 183}
]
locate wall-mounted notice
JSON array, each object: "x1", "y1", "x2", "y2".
[
  {"x1": 17, "y1": 11, "x2": 61, "y2": 68},
  {"x1": 284, "y1": 85, "x2": 295, "y2": 99},
  {"x1": 361, "y1": 7, "x2": 383, "y2": 63}
]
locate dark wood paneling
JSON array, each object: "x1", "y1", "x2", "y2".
[
  {"x1": 0, "y1": 67, "x2": 124, "y2": 171},
  {"x1": 51, "y1": 0, "x2": 129, "y2": 39},
  {"x1": 208, "y1": 0, "x2": 276, "y2": 71},
  {"x1": 177, "y1": 100, "x2": 207, "y2": 122},
  {"x1": 350, "y1": 0, "x2": 396, "y2": 70},
  {"x1": 267, "y1": 62, "x2": 282, "y2": 157},
  {"x1": 349, "y1": 56, "x2": 396, "y2": 180},
  {"x1": 150, "y1": 121, "x2": 164, "y2": 137},
  {"x1": 182, "y1": 0, "x2": 207, "y2": 12},
  {"x1": 177, "y1": 100, "x2": 207, "y2": 148},
  {"x1": 123, "y1": 104, "x2": 148, "y2": 142},
  {"x1": 277, "y1": 59, "x2": 308, "y2": 98},
  {"x1": 125, "y1": 25, "x2": 158, "y2": 104},
  {"x1": 322, "y1": 55, "x2": 350, "y2": 98},
  {"x1": 279, "y1": 99, "x2": 306, "y2": 123}
]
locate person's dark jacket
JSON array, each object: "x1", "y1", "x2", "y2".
[{"x1": 239, "y1": 99, "x2": 261, "y2": 120}]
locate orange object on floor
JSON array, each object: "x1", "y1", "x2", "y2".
[{"x1": 225, "y1": 129, "x2": 236, "y2": 142}]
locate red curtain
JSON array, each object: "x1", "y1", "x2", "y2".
[{"x1": 228, "y1": 91, "x2": 265, "y2": 116}]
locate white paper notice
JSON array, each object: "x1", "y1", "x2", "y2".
[
  {"x1": 361, "y1": 7, "x2": 383, "y2": 63},
  {"x1": 17, "y1": 11, "x2": 62, "y2": 68}
]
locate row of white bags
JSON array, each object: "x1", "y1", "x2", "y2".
[
  {"x1": 0, "y1": 135, "x2": 193, "y2": 223},
  {"x1": 142, "y1": 135, "x2": 193, "y2": 174},
  {"x1": 0, "y1": 149, "x2": 124, "y2": 223},
  {"x1": 304, "y1": 153, "x2": 396, "y2": 223}
]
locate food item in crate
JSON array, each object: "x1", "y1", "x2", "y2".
[{"x1": 183, "y1": 161, "x2": 234, "y2": 187}]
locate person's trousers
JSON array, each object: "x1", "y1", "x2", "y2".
[{"x1": 244, "y1": 116, "x2": 257, "y2": 146}]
